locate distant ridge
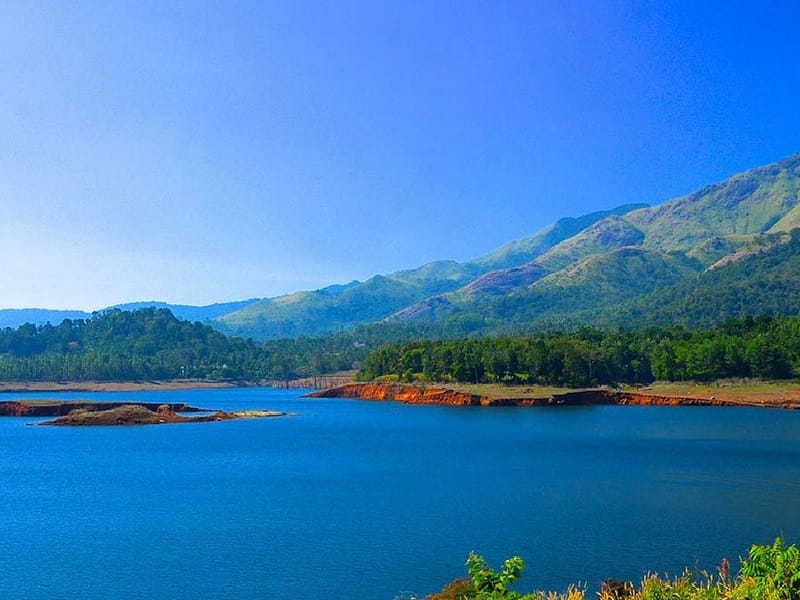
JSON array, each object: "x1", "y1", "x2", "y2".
[
  {"x1": 3, "y1": 154, "x2": 799, "y2": 339},
  {"x1": 213, "y1": 202, "x2": 649, "y2": 339},
  {"x1": 0, "y1": 309, "x2": 90, "y2": 330},
  {"x1": 0, "y1": 299, "x2": 260, "y2": 331},
  {"x1": 109, "y1": 299, "x2": 261, "y2": 323}
]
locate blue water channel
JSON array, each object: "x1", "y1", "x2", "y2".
[{"x1": 1, "y1": 387, "x2": 800, "y2": 599}]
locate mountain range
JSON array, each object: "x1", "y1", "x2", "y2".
[{"x1": 4, "y1": 153, "x2": 800, "y2": 339}]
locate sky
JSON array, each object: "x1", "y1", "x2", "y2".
[{"x1": 1, "y1": 1, "x2": 799, "y2": 310}]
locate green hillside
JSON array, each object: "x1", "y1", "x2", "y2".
[
  {"x1": 603, "y1": 229, "x2": 800, "y2": 329},
  {"x1": 533, "y1": 215, "x2": 645, "y2": 271},
  {"x1": 213, "y1": 271, "x2": 474, "y2": 339},
  {"x1": 625, "y1": 154, "x2": 800, "y2": 254},
  {"x1": 418, "y1": 247, "x2": 702, "y2": 330},
  {"x1": 0, "y1": 300, "x2": 261, "y2": 331},
  {"x1": 469, "y1": 203, "x2": 647, "y2": 270},
  {"x1": 8, "y1": 154, "x2": 799, "y2": 344},
  {"x1": 385, "y1": 153, "x2": 800, "y2": 337},
  {"x1": 0, "y1": 308, "x2": 275, "y2": 381},
  {"x1": 213, "y1": 204, "x2": 646, "y2": 339}
]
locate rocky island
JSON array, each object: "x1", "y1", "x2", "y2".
[{"x1": 0, "y1": 399, "x2": 285, "y2": 426}]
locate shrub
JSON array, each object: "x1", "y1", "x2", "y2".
[{"x1": 427, "y1": 540, "x2": 800, "y2": 600}]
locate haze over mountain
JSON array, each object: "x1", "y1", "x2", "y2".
[{"x1": 4, "y1": 154, "x2": 799, "y2": 341}]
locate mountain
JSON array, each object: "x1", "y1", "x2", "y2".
[
  {"x1": 468, "y1": 203, "x2": 648, "y2": 270},
  {"x1": 3, "y1": 154, "x2": 799, "y2": 341},
  {"x1": 384, "y1": 153, "x2": 800, "y2": 333},
  {"x1": 213, "y1": 203, "x2": 648, "y2": 339},
  {"x1": 217, "y1": 154, "x2": 799, "y2": 340},
  {"x1": 627, "y1": 153, "x2": 800, "y2": 254},
  {"x1": 390, "y1": 247, "x2": 702, "y2": 327},
  {"x1": 599, "y1": 229, "x2": 800, "y2": 329},
  {"x1": 213, "y1": 266, "x2": 482, "y2": 339}
]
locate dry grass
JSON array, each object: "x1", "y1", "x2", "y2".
[
  {"x1": 419, "y1": 378, "x2": 800, "y2": 407},
  {"x1": 630, "y1": 379, "x2": 800, "y2": 406},
  {"x1": 439, "y1": 382, "x2": 594, "y2": 400}
]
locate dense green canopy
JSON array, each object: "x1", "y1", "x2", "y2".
[{"x1": 358, "y1": 316, "x2": 800, "y2": 387}]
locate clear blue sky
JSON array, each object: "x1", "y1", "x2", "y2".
[{"x1": 1, "y1": 1, "x2": 799, "y2": 310}]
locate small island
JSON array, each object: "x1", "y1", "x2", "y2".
[{"x1": 0, "y1": 399, "x2": 285, "y2": 426}]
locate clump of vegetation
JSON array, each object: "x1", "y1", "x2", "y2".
[
  {"x1": 426, "y1": 552, "x2": 584, "y2": 600},
  {"x1": 427, "y1": 539, "x2": 800, "y2": 600},
  {"x1": 358, "y1": 315, "x2": 800, "y2": 387}
]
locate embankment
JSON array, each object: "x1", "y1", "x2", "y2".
[
  {"x1": 307, "y1": 382, "x2": 799, "y2": 409},
  {"x1": 308, "y1": 382, "x2": 488, "y2": 406}
]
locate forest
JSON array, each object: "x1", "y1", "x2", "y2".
[
  {"x1": 0, "y1": 308, "x2": 275, "y2": 381},
  {"x1": 2, "y1": 308, "x2": 799, "y2": 387},
  {"x1": 357, "y1": 316, "x2": 800, "y2": 387},
  {"x1": 0, "y1": 307, "x2": 415, "y2": 382}
]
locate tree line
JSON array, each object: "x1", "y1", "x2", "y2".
[
  {"x1": 0, "y1": 308, "x2": 428, "y2": 382},
  {"x1": 0, "y1": 308, "x2": 280, "y2": 381},
  {"x1": 357, "y1": 315, "x2": 800, "y2": 386},
  {"x1": 3, "y1": 308, "x2": 799, "y2": 386}
]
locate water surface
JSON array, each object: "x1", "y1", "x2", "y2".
[{"x1": 1, "y1": 388, "x2": 799, "y2": 599}]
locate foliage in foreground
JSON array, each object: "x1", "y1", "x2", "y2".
[{"x1": 426, "y1": 538, "x2": 800, "y2": 600}]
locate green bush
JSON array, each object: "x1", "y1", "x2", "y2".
[
  {"x1": 428, "y1": 540, "x2": 800, "y2": 600},
  {"x1": 735, "y1": 538, "x2": 800, "y2": 600}
]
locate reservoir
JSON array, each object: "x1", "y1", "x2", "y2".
[{"x1": 1, "y1": 387, "x2": 799, "y2": 599}]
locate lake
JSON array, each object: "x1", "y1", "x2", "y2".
[{"x1": 1, "y1": 387, "x2": 800, "y2": 599}]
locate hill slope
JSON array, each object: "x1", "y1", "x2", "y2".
[
  {"x1": 626, "y1": 153, "x2": 800, "y2": 254},
  {"x1": 386, "y1": 153, "x2": 800, "y2": 334},
  {"x1": 5, "y1": 154, "x2": 799, "y2": 341},
  {"x1": 468, "y1": 203, "x2": 648, "y2": 270},
  {"x1": 391, "y1": 247, "x2": 702, "y2": 328},
  {"x1": 602, "y1": 229, "x2": 800, "y2": 329},
  {"x1": 214, "y1": 203, "x2": 649, "y2": 339}
]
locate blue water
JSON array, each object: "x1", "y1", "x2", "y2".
[{"x1": 2, "y1": 388, "x2": 800, "y2": 599}]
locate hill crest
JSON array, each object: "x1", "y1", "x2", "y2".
[{"x1": 2, "y1": 153, "x2": 798, "y2": 339}]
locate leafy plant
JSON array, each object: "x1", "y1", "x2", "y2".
[
  {"x1": 736, "y1": 537, "x2": 800, "y2": 600},
  {"x1": 427, "y1": 553, "x2": 585, "y2": 600},
  {"x1": 466, "y1": 552, "x2": 528, "y2": 599}
]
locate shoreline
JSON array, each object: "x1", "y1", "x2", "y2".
[
  {"x1": 307, "y1": 382, "x2": 800, "y2": 409},
  {"x1": 0, "y1": 376, "x2": 349, "y2": 393}
]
